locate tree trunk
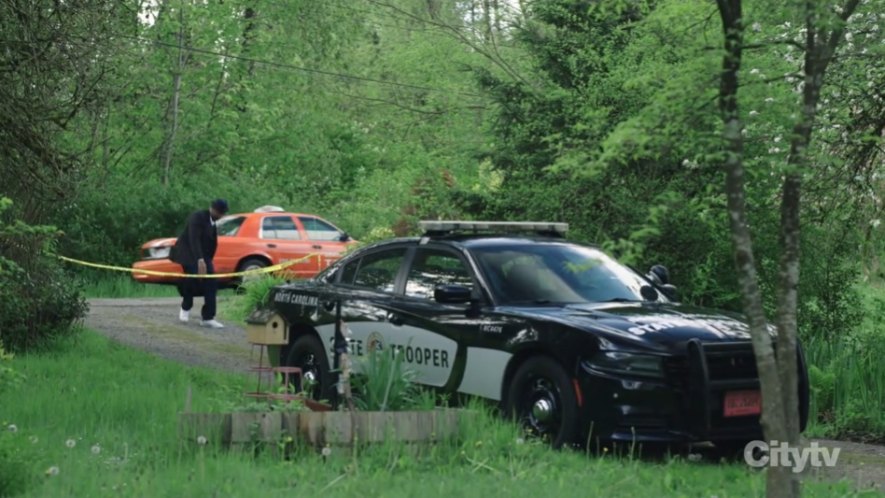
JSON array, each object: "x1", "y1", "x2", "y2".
[
  {"x1": 161, "y1": 5, "x2": 185, "y2": 187},
  {"x1": 714, "y1": 1, "x2": 792, "y2": 496},
  {"x1": 777, "y1": 4, "x2": 860, "y2": 494}
]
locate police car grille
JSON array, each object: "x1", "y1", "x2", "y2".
[
  {"x1": 704, "y1": 344, "x2": 758, "y2": 382},
  {"x1": 664, "y1": 343, "x2": 758, "y2": 386}
]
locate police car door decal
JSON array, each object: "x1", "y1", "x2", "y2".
[{"x1": 315, "y1": 321, "x2": 457, "y2": 387}]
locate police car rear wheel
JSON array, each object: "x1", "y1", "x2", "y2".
[
  {"x1": 285, "y1": 335, "x2": 332, "y2": 403},
  {"x1": 506, "y1": 356, "x2": 580, "y2": 449}
]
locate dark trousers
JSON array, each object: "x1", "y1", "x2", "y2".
[{"x1": 179, "y1": 260, "x2": 217, "y2": 320}]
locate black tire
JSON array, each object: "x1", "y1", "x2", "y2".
[
  {"x1": 284, "y1": 334, "x2": 333, "y2": 403},
  {"x1": 236, "y1": 257, "x2": 269, "y2": 290},
  {"x1": 504, "y1": 356, "x2": 581, "y2": 449},
  {"x1": 711, "y1": 440, "x2": 758, "y2": 462}
]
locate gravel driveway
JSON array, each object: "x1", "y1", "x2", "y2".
[
  {"x1": 84, "y1": 297, "x2": 254, "y2": 374},
  {"x1": 84, "y1": 297, "x2": 884, "y2": 493}
]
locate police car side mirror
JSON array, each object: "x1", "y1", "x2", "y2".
[
  {"x1": 647, "y1": 264, "x2": 671, "y2": 285},
  {"x1": 338, "y1": 231, "x2": 350, "y2": 242},
  {"x1": 434, "y1": 284, "x2": 472, "y2": 304},
  {"x1": 660, "y1": 284, "x2": 678, "y2": 301}
]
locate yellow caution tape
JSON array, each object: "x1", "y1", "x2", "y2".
[{"x1": 57, "y1": 253, "x2": 321, "y2": 279}]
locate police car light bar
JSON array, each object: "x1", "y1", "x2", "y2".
[{"x1": 419, "y1": 220, "x2": 568, "y2": 236}]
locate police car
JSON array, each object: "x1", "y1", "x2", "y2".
[{"x1": 264, "y1": 221, "x2": 809, "y2": 450}]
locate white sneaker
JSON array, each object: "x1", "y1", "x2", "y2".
[
  {"x1": 179, "y1": 308, "x2": 190, "y2": 322},
  {"x1": 200, "y1": 319, "x2": 224, "y2": 329}
]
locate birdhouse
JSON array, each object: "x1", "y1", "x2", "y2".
[{"x1": 245, "y1": 308, "x2": 289, "y2": 345}]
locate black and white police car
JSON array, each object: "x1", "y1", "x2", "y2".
[{"x1": 263, "y1": 221, "x2": 809, "y2": 450}]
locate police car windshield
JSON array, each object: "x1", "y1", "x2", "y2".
[{"x1": 470, "y1": 243, "x2": 666, "y2": 305}]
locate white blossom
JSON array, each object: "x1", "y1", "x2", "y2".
[
  {"x1": 196, "y1": 435, "x2": 208, "y2": 446},
  {"x1": 752, "y1": 22, "x2": 762, "y2": 32},
  {"x1": 91, "y1": 444, "x2": 101, "y2": 455},
  {"x1": 45, "y1": 466, "x2": 60, "y2": 476},
  {"x1": 749, "y1": 110, "x2": 759, "y2": 116},
  {"x1": 750, "y1": 68, "x2": 760, "y2": 75},
  {"x1": 774, "y1": 136, "x2": 782, "y2": 143},
  {"x1": 765, "y1": 97, "x2": 775, "y2": 103},
  {"x1": 871, "y1": 219, "x2": 881, "y2": 228},
  {"x1": 769, "y1": 147, "x2": 781, "y2": 154},
  {"x1": 65, "y1": 439, "x2": 76, "y2": 449},
  {"x1": 6, "y1": 424, "x2": 16, "y2": 433}
]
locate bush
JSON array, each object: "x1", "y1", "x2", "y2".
[
  {"x1": 0, "y1": 198, "x2": 87, "y2": 352},
  {"x1": 0, "y1": 341, "x2": 23, "y2": 394},
  {"x1": 351, "y1": 347, "x2": 423, "y2": 412}
]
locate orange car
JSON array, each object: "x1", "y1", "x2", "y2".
[{"x1": 131, "y1": 206, "x2": 358, "y2": 287}]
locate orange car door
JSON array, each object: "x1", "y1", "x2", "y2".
[
  {"x1": 258, "y1": 215, "x2": 316, "y2": 278},
  {"x1": 297, "y1": 216, "x2": 350, "y2": 274}
]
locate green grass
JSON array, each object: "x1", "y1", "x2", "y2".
[
  {"x1": 804, "y1": 281, "x2": 885, "y2": 442},
  {"x1": 80, "y1": 274, "x2": 181, "y2": 298},
  {"x1": 1, "y1": 330, "x2": 880, "y2": 497},
  {"x1": 79, "y1": 274, "x2": 241, "y2": 299}
]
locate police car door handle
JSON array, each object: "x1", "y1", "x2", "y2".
[
  {"x1": 387, "y1": 312, "x2": 404, "y2": 326},
  {"x1": 312, "y1": 244, "x2": 322, "y2": 250},
  {"x1": 266, "y1": 243, "x2": 277, "y2": 248}
]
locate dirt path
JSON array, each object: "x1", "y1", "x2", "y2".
[
  {"x1": 84, "y1": 297, "x2": 255, "y2": 374},
  {"x1": 84, "y1": 297, "x2": 884, "y2": 493}
]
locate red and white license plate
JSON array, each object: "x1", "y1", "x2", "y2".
[{"x1": 723, "y1": 390, "x2": 762, "y2": 417}]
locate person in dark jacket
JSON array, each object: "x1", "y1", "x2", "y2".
[{"x1": 170, "y1": 199, "x2": 229, "y2": 328}]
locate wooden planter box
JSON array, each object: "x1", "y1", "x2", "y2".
[
  {"x1": 296, "y1": 408, "x2": 464, "y2": 447},
  {"x1": 179, "y1": 408, "x2": 471, "y2": 449}
]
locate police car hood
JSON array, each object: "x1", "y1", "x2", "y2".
[{"x1": 523, "y1": 302, "x2": 754, "y2": 350}]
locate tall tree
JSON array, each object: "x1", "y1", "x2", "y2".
[{"x1": 715, "y1": 0, "x2": 861, "y2": 496}]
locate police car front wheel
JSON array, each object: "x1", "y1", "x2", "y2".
[
  {"x1": 285, "y1": 334, "x2": 332, "y2": 403},
  {"x1": 505, "y1": 356, "x2": 581, "y2": 449}
]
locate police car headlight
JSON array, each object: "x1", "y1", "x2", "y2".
[
  {"x1": 585, "y1": 351, "x2": 665, "y2": 379},
  {"x1": 147, "y1": 246, "x2": 171, "y2": 259}
]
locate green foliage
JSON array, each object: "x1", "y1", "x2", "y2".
[
  {"x1": 351, "y1": 347, "x2": 423, "y2": 412},
  {"x1": 0, "y1": 198, "x2": 87, "y2": 352},
  {"x1": 0, "y1": 341, "x2": 23, "y2": 395},
  {"x1": 0, "y1": 329, "x2": 874, "y2": 496},
  {"x1": 230, "y1": 274, "x2": 289, "y2": 323},
  {"x1": 0, "y1": 425, "x2": 37, "y2": 498},
  {"x1": 805, "y1": 311, "x2": 885, "y2": 441}
]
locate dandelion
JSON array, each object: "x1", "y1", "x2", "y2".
[
  {"x1": 751, "y1": 22, "x2": 761, "y2": 32},
  {"x1": 66, "y1": 439, "x2": 76, "y2": 449},
  {"x1": 603, "y1": 447, "x2": 609, "y2": 453},
  {"x1": 688, "y1": 453, "x2": 702, "y2": 462},
  {"x1": 516, "y1": 438, "x2": 525, "y2": 445},
  {"x1": 6, "y1": 424, "x2": 16, "y2": 433},
  {"x1": 196, "y1": 435, "x2": 208, "y2": 446},
  {"x1": 91, "y1": 444, "x2": 101, "y2": 455},
  {"x1": 45, "y1": 466, "x2": 60, "y2": 477},
  {"x1": 321, "y1": 446, "x2": 332, "y2": 457},
  {"x1": 29, "y1": 436, "x2": 38, "y2": 444}
]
